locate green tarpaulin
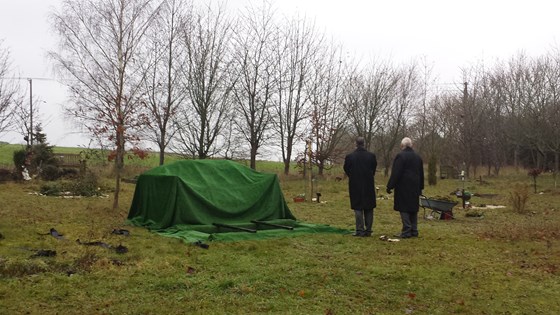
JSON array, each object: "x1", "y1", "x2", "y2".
[{"x1": 127, "y1": 160, "x2": 348, "y2": 242}]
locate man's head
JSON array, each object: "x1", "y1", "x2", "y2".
[
  {"x1": 356, "y1": 136, "x2": 365, "y2": 148},
  {"x1": 400, "y1": 137, "x2": 413, "y2": 149}
]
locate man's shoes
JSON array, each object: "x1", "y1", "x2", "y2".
[
  {"x1": 352, "y1": 232, "x2": 371, "y2": 237},
  {"x1": 393, "y1": 233, "x2": 412, "y2": 239}
]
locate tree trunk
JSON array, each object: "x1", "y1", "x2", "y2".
[
  {"x1": 283, "y1": 159, "x2": 290, "y2": 176},
  {"x1": 158, "y1": 131, "x2": 166, "y2": 165},
  {"x1": 159, "y1": 150, "x2": 165, "y2": 166},
  {"x1": 113, "y1": 126, "x2": 125, "y2": 209},
  {"x1": 113, "y1": 169, "x2": 121, "y2": 210},
  {"x1": 282, "y1": 144, "x2": 293, "y2": 176},
  {"x1": 250, "y1": 145, "x2": 257, "y2": 170},
  {"x1": 555, "y1": 152, "x2": 559, "y2": 188},
  {"x1": 317, "y1": 160, "x2": 325, "y2": 176}
]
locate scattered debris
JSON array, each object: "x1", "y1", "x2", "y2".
[
  {"x1": 37, "y1": 228, "x2": 66, "y2": 240},
  {"x1": 192, "y1": 240, "x2": 209, "y2": 249},
  {"x1": 76, "y1": 239, "x2": 128, "y2": 254},
  {"x1": 111, "y1": 229, "x2": 130, "y2": 236},
  {"x1": 50, "y1": 228, "x2": 65, "y2": 239},
  {"x1": 76, "y1": 239, "x2": 112, "y2": 248},
  {"x1": 115, "y1": 244, "x2": 128, "y2": 254},
  {"x1": 379, "y1": 235, "x2": 400, "y2": 242},
  {"x1": 30, "y1": 249, "x2": 57, "y2": 258},
  {"x1": 470, "y1": 205, "x2": 505, "y2": 209}
]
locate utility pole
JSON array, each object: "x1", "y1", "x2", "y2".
[
  {"x1": 29, "y1": 78, "x2": 33, "y2": 146},
  {"x1": 461, "y1": 81, "x2": 468, "y2": 190},
  {"x1": 462, "y1": 82, "x2": 468, "y2": 105},
  {"x1": 307, "y1": 138, "x2": 313, "y2": 201}
]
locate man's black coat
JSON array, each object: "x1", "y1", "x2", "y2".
[
  {"x1": 343, "y1": 147, "x2": 377, "y2": 210},
  {"x1": 386, "y1": 147, "x2": 424, "y2": 213}
]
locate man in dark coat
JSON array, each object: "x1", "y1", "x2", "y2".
[
  {"x1": 386, "y1": 137, "x2": 424, "y2": 238},
  {"x1": 343, "y1": 137, "x2": 377, "y2": 237}
]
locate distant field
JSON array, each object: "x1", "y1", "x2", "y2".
[
  {"x1": 0, "y1": 142, "x2": 299, "y2": 176},
  {"x1": 0, "y1": 142, "x2": 179, "y2": 169}
]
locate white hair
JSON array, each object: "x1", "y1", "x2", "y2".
[{"x1": 401, "y1": 137, "x2": 413, "y2": 148}]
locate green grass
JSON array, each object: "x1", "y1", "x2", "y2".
[{"x1": 1, "y1": 148, "x2": 559, "y2": 314}]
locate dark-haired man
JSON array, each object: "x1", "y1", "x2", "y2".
[{"x1": 343, "y1": 137, "x2": 377, "y2": 237}]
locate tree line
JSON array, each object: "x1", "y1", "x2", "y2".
[{"x1": 1, "y1": 0, "x2": 559, "y2": 208}]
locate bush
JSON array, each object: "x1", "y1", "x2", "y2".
[
  {"x1": 29, "y1": 143, "x2": 59, "y2": 172},
  {"x1": 41, "y1": 165, "x2": 61, "y2": 181},
  {"x1": 13, "y1": 144, "x2": 60, "y2": 179},
  {"x1": 12, "y1": 149, "x2": 27, "y2": 179},
  {"x1": 39, "y1": 172, "x2": 100, "y2": 197},
  {"x1": 40, "y1": 182, "x2": 63, "y2": 196},
  {"x1": 509, "y1": 184, "x2": 529, "y2": 214},
  {"x1": 71, "y1": 172, "x2": 100, "y2": 197}
]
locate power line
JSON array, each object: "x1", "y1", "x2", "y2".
[{"x1": 0, "y1": 76, "x2": 57, "y2": 81}]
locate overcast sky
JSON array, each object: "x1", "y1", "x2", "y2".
[{"x1": 1, "y1": 0, "x2": 559, "y2": 148}]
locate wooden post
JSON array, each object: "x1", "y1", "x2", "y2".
[{"x1": 307, "y1": 139, "x2": 312, "y2": 201}]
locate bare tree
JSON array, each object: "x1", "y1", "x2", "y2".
[
  {"x1": 482, "y1": 53, "x2": 560, "y2": 179},
  {"x1": 344, "y1": 59, "x2": 406, "y2": 175},
  {"x1": 271, "y1": 15, "x2": 322, "y2": 175},
  {"x1": 344, "y1": 59, "x2": 398, "y2": 149},
  {"x1": 544, "y1": 51, "x2": 560, "y2": 182},
  {"x1": 431, "y1": 91, "x2": 464, "y2": 170},
  {"x1": 11, "y1": 94, "x2": 43, "y2": 146},
  {"x1": 230, "y1": 2, "x2": 278, "y2": 169},
  {"x1": 307, "y1": 44, "x2": 350, "y2": 176},
  {"x1": 472, "y1": 65, "x2": 514, "y2": 176},
  {"x1": 408, "y1": 57, "x2": 437, "y2": 155},
  {"x1": 50, "y1": 0, "x2": 161, "y2": 209},
  {"x1": 173, "y1": 2, "x2": 234, "y2": 159},
  {"x1": 496, "y1": 53, "x2": 532, "y2": 171},
  {"x1": 521, "y1": 54, "x2": 560, "y2": 179},
  {"x1": 376, "y1": 62, "x2": 421, "y2": 176},
  {"x1": 457, "y1": 68, "x2": 489, "y2": 177},
  {"x1": 514, "y1": 57, "x2": 550, "y2": 169},
  {"x1": 141, "y1": 0, "x2": 188, "y2": 165},
  {"x1": 221, "y1": 114, "x2": 247, "y2": 160},
  {"x1": 0, "y1": 40, "x2": 19, "y2": 138}
]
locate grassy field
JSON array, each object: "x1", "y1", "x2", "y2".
[
  {"x1": 0, "y1": 142, "x2": 180, "y2": 169},
  {"x1": 0, "y1": 144, "x2": 559, "y2": 314}
]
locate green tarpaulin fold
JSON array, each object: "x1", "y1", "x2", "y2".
[{"x1": 155, "y1": 221, "x2": 349, "y2": 242}]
